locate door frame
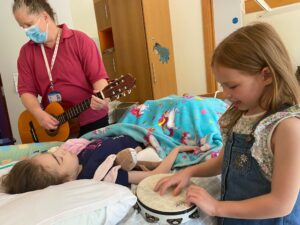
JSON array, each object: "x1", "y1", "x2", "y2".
[{"x1": 201, "y1": 0, "x2": 217, "y2": 93}]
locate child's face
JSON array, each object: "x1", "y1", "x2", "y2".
[
  {"x1": 213, "y1": 65, "x2": 271, "y2": 115},
  {"x1": 33, "y1": 147, "x2": 81, "y2": 180}
]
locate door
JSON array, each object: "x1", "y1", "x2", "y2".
[
  {"x1": 109, "y1": 0, "x2": 153, "y2": 102},
  {"x1": 94, "y1": 0, "x2": 111, "y2": 31},
  {"x1": 142, "y1": 0, "x2": 177, "y2": 99},
  {"x1": 102, "y1": 49, "x2": 118, "y2": 80}
]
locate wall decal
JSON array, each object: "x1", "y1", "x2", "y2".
[
  {"x1": 232, "y1": 17, "x2": 239, "y2": 24},
  {"x1": 153, "y1": 42, "x2": 170, "y2": 64}
]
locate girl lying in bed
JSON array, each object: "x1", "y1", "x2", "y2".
[{"x1": 1, "y1": 135, "x2": 196, "y2": 194}]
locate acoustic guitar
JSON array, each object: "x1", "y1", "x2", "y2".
[{"x1": 18, "y1": 74, "x2": 136, "y2": 144}]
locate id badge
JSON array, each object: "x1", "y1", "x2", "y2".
[{"x1": 48, "y1": 91, "x2": 62, "y2": 103}]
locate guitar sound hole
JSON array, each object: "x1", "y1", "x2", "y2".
[{"x1": 46, "y1": 128, "x2": 59, "y2": 137}]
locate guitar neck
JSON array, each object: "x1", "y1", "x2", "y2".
[
  {"x1": 56, "y1": 92, "x2": 103, "y2": 125},
  {"x1": 54, "y1": 74, "x2": 135, "y2": 125}
]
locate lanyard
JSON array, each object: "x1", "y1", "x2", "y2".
[{"x1": 41, "y1": 29, "x2": 61, "y2": 90}]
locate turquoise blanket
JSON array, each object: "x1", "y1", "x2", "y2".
[{"x1": 82, "y1": 95, "x2": 227, "y2": 168}]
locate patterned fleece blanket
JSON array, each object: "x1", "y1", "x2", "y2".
[{"x1": 82, "y1": 95, "x2": 227, "y2": 168}]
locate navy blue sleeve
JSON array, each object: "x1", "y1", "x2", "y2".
[
  {"x1": 116, "y1": 169, "x2": 130, "y2": 187},
  {"x1": 77, "y1": 135, "x2": 142, "y2": 180}
]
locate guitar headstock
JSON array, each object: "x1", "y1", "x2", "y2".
[{"x1": 101, "y1": 74, "x2": 136, "y2": 100}]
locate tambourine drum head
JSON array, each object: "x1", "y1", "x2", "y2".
[{"x1": 136, "y1": 174, "x2": 199, "y2": 225}]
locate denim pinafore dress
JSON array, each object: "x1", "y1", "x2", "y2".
[{"x1": 219, "y1": 111, "x2": 300, "y2": 225}]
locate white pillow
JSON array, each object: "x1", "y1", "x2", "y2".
[{"x1": 0, "y1": 180, "x2": 137, "y2": 225}]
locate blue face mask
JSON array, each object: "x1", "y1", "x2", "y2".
[{"x1": 24, "y1": 22, "x2": 48, "y2": 44}]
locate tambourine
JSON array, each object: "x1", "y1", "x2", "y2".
[{"x1": 136, "y1": 174, "x2": 199, "y2": 225}]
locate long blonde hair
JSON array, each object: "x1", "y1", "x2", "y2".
[{"x1": 212, "y1": 22, "x2": 300, "y2": 131}]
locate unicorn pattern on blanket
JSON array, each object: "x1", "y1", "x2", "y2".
[
  {"x1": 158, "y1": 108, "x2": 178, "y2": 137},
  {"x1": 180, "y1": 132, "x2": 197, "y2": 146},
  {"x1": 130, "y1": 104, "x2": 149, "y2": 118}
]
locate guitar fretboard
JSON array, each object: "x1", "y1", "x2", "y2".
[
  {"x1": 56, "y1": 92, "x2": 102, "y2": 125},
  {"x1": 49, "y1": 74, "x2": 135, "y2": 126}
]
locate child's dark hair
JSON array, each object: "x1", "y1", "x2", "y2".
[
  {"x1": 12, "y1": 0, "x2": 56, "y2": 21},
  {"x1": 1, "y1": 159, "x2": 66, "y2": 194}
]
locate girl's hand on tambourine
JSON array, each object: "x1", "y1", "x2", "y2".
[
  {"x1": 186, "y1": 184, "x2": 219, "y2": 216},
  {"x1": 154, "y1": 169, "x2": 191, "y2": 196}
]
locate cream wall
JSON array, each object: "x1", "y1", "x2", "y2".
[
  {"x1": 243, "y1": 4, "x2": 300, "y2": 73},
  {"x1": 69, "y1": 0, "x2": 101, "y2": 50},
  {"x1": 169, "y1": 0, "x2": 207, "y2": 95},
  {"x1": 213, "y1": 0, "x2": 243, "y2": 45}
]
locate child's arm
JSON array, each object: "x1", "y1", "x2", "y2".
[
  {"x1": 128, "y1": 145, "x2": 181, "y2": 184},
  {"x1": 154, "y1": 148, "x2": 224, "y2": 196},
  {"x1": 128, "y1": 145, "x2": 222, "y2": 185},
  {"x1": 188, "y1": 117, "x2": 300, "y2": 219}
]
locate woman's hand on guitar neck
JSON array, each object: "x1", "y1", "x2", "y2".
[
  {"x1": 35, "y1": 110, "x2": 59, "y2": 130},
  {"x1": 90, "y1": 92, "x2": 109, "y2": 111},
  {"x1": 91, "y1": 79, "x2": 109, "y2": 111}
]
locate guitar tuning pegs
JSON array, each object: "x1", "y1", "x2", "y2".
[
  {"x1": 122, "y1": 93, "x2": 126, "y2": 97},
  {"x1": 116, "y1": 95, "x2": 120, "y2": 99},
  {"x1": 127, "y1": 90, "x2": 131, "y2": 94}
]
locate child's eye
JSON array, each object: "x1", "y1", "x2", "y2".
[{"x1": 229, "y1": 85, "x2": 238, "y2": 89}]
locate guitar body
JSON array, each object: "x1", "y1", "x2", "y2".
[
  {"x1": 18, "y1": 102, "x2": 79, "y2": 143},
  {"x1": 18, "y1": 74, "x2": 136, "y2": 143}
]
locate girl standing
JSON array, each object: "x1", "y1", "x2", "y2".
[{"x1": 155, "y1": 22, "x2": 300, "y2": 224}]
